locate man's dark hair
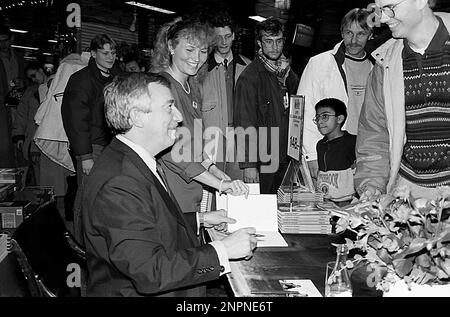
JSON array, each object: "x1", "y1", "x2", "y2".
[
  {"x1": 257, "y1": 17, "x2": 284, "y2": 41},
  {"x1": 24, "y1": 61, "x2": 43, "y2": 74},
  {"x1": 90, "y1": 34, "x2": 117, "y2": 51},
  {"x1": 315, "y1": 98, "x2": 348, "y2": 127},
  {"x1": 340, "y1": 8, "x2": 373, "y2": 34},
  {"x1": 0, "y1": 25, "x2": 12, "y2": 38},
  {"x1": 428, "y1": 0, "x2": 437, "y2": 8},
  {"x1": 211, "y1": 11, "x2": 235, "y2": 33}
]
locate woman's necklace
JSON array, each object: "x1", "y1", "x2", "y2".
[{"x1": 168, "y1": 65, "x2": 190, "y2": 94}]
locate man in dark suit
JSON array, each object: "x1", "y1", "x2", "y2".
[{"x1": 82, "y1": 72, "x2": 257, "y2": 297}]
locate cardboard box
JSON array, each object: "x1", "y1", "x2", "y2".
[{"x1": 0, "y1": 201, "x2": 31, "y2": 229}]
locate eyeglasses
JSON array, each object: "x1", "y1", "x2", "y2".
[
  {"x1": 313, "y1": 113, "x2": 338, "y2": 124},
  {"x1": 376, "y1": 0, "x2": 409, "y2": 19}
]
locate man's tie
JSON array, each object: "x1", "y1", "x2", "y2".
[
  {"x1": 223, "y1": 58, "x2": 228, "y2": 70},
  {"x1": 156, "y1": 162, "x2": 170, "y2": 192}
]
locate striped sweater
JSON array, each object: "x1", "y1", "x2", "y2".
[{"x1": 399, "y1": 17, "x2": 450, "y2": 187}]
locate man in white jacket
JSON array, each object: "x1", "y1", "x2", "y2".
[
  {"x1": 355, "y1": 0, "x2": 450, "y2": 200},
  {"x1": 297, "y1": 8, "x2": 374, "y2": 179}
]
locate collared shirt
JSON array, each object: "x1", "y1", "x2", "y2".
[
  {"x1": 116, "y1": 134, "x2": 231, "y2": 275},
  {"x1": 214, "y1": 51, "x2": 233, "y2": 66}
]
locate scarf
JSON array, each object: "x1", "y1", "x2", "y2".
[{"x1": 257, "y1": 49, "x2": 291, "y2": 86}]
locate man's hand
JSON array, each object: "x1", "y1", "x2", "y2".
[
  {"x1": 209, "y1": 165, "x2": 231, "y2": 181},
  {"x1": 222, "y1": 180, "x2": 249, "y2": 198},
  {"x1": 82, "y1": 159, "x2": 94, "y2": 175},
  {"x1": 221, "y1": 227, "x2": 257, "y2": 260},
  {"x1": 359, "y1": 184, "x2": 381, "y2": 202},
  {"x1": 203, "y1": 209, "x2": 236, "y2": 230},
  {"x1": 243, "y1": 167, "x2": 259, "y2": 183}
]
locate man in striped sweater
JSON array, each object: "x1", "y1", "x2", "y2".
[{"x1": 355, "y1": 0, "x2": 450, "y2": 200}]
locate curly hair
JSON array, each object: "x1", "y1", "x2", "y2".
[{"x1": 150, "y1": 16, "x2": 215, "y2": 74}]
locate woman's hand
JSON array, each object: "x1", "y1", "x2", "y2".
[{"x1": 222, "y1": 180, "x2": 249, "y2": 198}]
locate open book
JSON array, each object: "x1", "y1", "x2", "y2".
[{"x1": 216, "y1": 190, "x2": 288, "y2": 247}]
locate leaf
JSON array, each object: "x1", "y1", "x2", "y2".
[
  {"x1": 345, "y1": 260, "x2": 354, "y2": 269},
  {"x1": 392, "y1": 258, "x2": 414, "y2": 277},
  {"x1": 400, "y1": 238, "x2": 427, "y2": 257},
  {"x1": 377, "y1": 248, "x2": 392, "y2": 264},
  {"x1": 439, "y1": 258, "x2": 450, "y2": 277},
  {"x1": 415, "y1": 253, "x2": 432, "y2": 268},
  {"x1": 354, "y1": 254, "x2": 363, "y2": 261},
  {"x1": 438, "y1": 231, "x2": 450, "y2": 244}
]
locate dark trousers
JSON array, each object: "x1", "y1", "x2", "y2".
[{"x1": 73, "y1": 145, "x2": 104, "y2": 247}]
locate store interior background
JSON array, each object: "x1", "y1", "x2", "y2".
[{"x1": 2, "y1": 0, "x2": 449, "y2": 77}]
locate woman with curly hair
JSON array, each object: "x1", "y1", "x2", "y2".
[{"x1": 151, "y1": 16, "x2": 249, "y2": 215}]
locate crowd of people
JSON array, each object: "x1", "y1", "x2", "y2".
[{"x1": 0, "y1": 0, "x2": 449, "y2": 296}]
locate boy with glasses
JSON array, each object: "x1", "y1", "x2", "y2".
[
  {"x1": 355, "y1": 0, "x2": 450, "y2": 201},
  {"x1": 297, "y1": 8, "x2": 374, "y2": 181},
  {"x1": 314, "y1": 98, "x2": 356, "y2": 206}
]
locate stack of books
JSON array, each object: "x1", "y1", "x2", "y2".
[
  {"x1": 277, "y1": 202, "x2": 332, "y2": 234},
  {"x1": 277, "y1": 185, "x2": 324, "y2": 204},
  {"x1": 0, "y1": 233, "x2": 9, "y2": 263}
]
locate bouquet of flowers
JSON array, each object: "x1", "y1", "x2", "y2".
[{"x1": 334, "y1": 186, "x2": 450, "y2": 292}]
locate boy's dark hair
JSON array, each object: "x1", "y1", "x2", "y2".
[
  {"x1": 315, "y1": 98, "x2": 348, "y2": 127},
  {"x1": 211, "y1": 11, "x2": 235, "y2": 33},
  {"x1": 257, "y1": 17, "x2": 284, "y2": 41},
  {"x1": 90, "y1": 34, "x2": 116, "y2": 51}
]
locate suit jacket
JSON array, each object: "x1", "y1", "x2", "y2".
[{"x1": 82, "y1": 137, "x2": 222, "y2": 297}]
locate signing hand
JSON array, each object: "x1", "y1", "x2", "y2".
[{"x1": 221, "y1": 227, "x2": 257, "y2": 260}]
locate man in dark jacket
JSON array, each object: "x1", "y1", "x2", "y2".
[
  {"x1": 84, "y1": 72, "x2": 257, "y2": 296},
  {"x1": 234, "y1": 18, "x2": 299, "y2": 194},
  {"x1": 61, "y1": 34, "x2": 119, "y2": 246}
]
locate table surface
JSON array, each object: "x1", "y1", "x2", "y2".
[{"x1": 209, "y1": 230, "x2": 337, "y2": 297}]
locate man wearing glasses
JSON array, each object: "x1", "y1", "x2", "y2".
[
  {"x1": 355, "y1": 0, "x2": 450, "y2": 200},
  {"x1": 234, "y1": 17, "x2": 299, "y2": 194},
  {"x1": 297, "y1": 8, "x2": 374, "y2": 180},
  {"x1": 61, "y1": 34, "x2": 119, "y2": 247}
]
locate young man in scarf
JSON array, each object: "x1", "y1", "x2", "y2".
[{"x1": 234, "y1": 18, "x2": 299, "y2": 194}]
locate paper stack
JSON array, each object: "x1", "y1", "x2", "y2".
[
  {"x1": 216, "y1": 190, "x2": 288, "y2": 247},
  {"x1": 0, "y1": 233, "x2": 9, "y2": 263},
  {"x1": 277, "y1": 185, "x2": 324, "y2": 203},
  {"x1": 277, "y1": 203, "x2": 332, "y2": 234}
]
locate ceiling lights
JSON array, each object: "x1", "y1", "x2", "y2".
[
  {"x1": 125, "y1": 1, "x2": 175, "y2": 14},
  {"x1": 11, "y1": 44, "x2": 38, "y2": 50},
  {"x1": 249, "y1": 16, "x2": 267, "y2": 22},
  {"x1": 10, "y1": 28, "x2": 29, "y2": 33}
]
